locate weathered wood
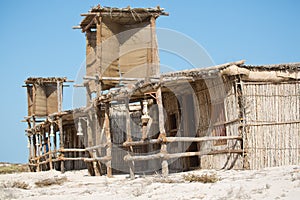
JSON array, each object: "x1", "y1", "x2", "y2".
[
  {"x1": 58, "y1": 118, "x2": 65, "y2": 173},
  {"x1": 82, "y1": 15, "x2": 97, "y2": 32},
  {"x1": 166, "y1": 136, "x2": 242, "y2": 143},
  {"x1": 123, "y1": 139, "x2": 161, "y2": 147},
  {"x1": 84, "y1": 156, "x2": 112, "y2": 162},
  {"x1": 84, "y1": 76, "x2": 159, "y2": 82},
  {"x1": 150, "y1": 16, "x2": 159, "y2": 76},
  {"x1": 105, "y1": 103, "x2": 112, "y2": 177},
  {"x1": 59, "y1": 148, "x2": 87, "y2": 152},
  {"x1": 96, "y1": 16, "x2": 102, "y2": 97},
  {"x1": 125, "y1": 99, "x2": 135, "y2": 179},
  {"x1": 124, "y1": 149, "x2": 243, "y2": 161},
  {"x1": 47, "y1": 132, "x2": 53, "y2": 170},
  {"x1": 123, "y1": 135, "x2": 242, "y2": 147},
  {"x1": 245, "y1": 120, "x2": 300, "y2": 126},
  {"x1": 28, "y1": 156, "x2": 110, "y2": 165},
  {"x1": 85, "y1": 144, "x2": 107, "y2": 150},
  {"x1": 156, "y1": 87, "x2": 169, "y2": 176},
  {"x1": 93, "y1": 150, "x2": 101, "y2": 176},
  {"x1": 57, "y1": 81, "x2": 62, "y2": 113}
]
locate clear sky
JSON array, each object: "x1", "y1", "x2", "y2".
[{"x1": 0, "y1": 0, "x2": 299, "y2": 163}]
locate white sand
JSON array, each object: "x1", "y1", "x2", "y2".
[{"x1": 0, "y1": 165, "x2": 299, "y2": 200}]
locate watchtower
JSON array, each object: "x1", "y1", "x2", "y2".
[{"x1": 74, "y1": 5, "x2": 168, "y2": 103}]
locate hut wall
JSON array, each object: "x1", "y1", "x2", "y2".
[
  {"x1": 194, "y1": 77, "x2": 243, "y2": 169},
  {"x1": 242, "y1": 81, "x2": 300, "y2": 169}
]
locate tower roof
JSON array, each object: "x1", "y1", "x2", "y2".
[{"x1": 74, "y1": 5, "x2": 168, "y2": 31}]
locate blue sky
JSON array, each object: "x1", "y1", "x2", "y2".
[{"x1": 0, "y1": 0, "x2": 299, "y2": 163}]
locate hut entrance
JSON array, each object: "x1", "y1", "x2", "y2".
[{"x1": 181, "y1": 94, "x2": 199, "y2": 170}]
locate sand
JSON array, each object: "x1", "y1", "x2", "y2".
[{"x1": 0, "y1": 165, "x2": 299, "y2": 200}]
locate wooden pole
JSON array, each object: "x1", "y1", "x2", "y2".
[
  {"x1": 92, "y1": 149, "x2": 101, "y2": 176},
  {"x1": 86, "y1": 113, "x2": 96, "y2": 176},
  {"x1": 27, "y1": 135, "x2": 31, "y2": 160},
  {"x1": 123, "y1": 136, "x2": 243, "y2": 147},
  {"x1": 93, "y1": 105, "x2": 103, "y2": 175},
  {"x1": 125, "y1": 98, "x2": 135, "y2": 179},
  {"x1": 105, "y1": 103, "x2": 112, "y2": 177},
  {"x1": 236, "y1": 78, "x2": 250, "y2": 169},
  {"x1": 32, "y1": 133, "x2": 37, "y2": 171},
  {"x1": 36, "y1": 134, "x2": 41, "y2": 172},
  {"x1": 58, "y1": 117, "x2": 65, "y2": 173},
  {"x1": 57, "y1": 81, "x2": 62, "y2": 113},
  {"x1": 96, "y1": 16, "x2": 102, "y2": 97},
  {"x1": 156, "y1": 86, "x2": 168, "y2": 176},
  {"x1": 124, "y1": 149, "x2": 243, "y2": 161},
  {"x1": 85, "y1": 30, "x2": 92, "y2": 107},
  {"x1": 47, "y1": 130, "x2": 53, "y2": 170},
  {"x1": 150, "y1": 16, "x2": 159, "y2": 76}
]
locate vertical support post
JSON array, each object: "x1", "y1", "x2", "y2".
[
  {"x1": 85, "y1": 29, "x2": 92, "y2": 106},
  {"x1": 53, "y1": 126, "x2": 57, "y2": 170},
  {"x1": 36, "y1": 134, "x2": 41, "y2": 172},
  {"x1": 27, "y1": 135, "x2": 31, "y2": 160},
  {"x1": 236, "y1": 79, "x2": 249, "y2": 169},
  {"x1": 105, "y1": 103, "x2": 112, "y2": 177},
  {"x1": 96, "y1": 16, "x2": 102, "y2": 97},
  {"x1": 32, "y1": 133, "x2": 37, "y2": 168},
  {"x1": 73, "y1": 127, "x2": 77, "y2": 170},
  {"x1": 125, "y1": 98, "x2": 135, "y2": 179},
  {"x1": 93, "y1": 105, "x2": 102, "y2": 174},
  {"x1": 47, "y1": 129, "x2": 53, "y2": 170},
  {"x1": 92, "y1": 149, "x2": 101, "y2": 176},
  {"x1": 57, "y1": 81, "x2": 62, "y2": 113},
  {"x1": 156, "y1": 86, "x2": 169, "y2": 176},
  {"x1": 58, "y1": 117, "x2": 65, "y2": 173},
  {"x1": 87, "y1": 113, "x2": 94, "y2": 148},
  {"x1": 150, "y1": 16, "x2": 159, "y2": 76}
]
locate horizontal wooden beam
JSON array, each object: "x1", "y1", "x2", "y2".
[
  {"x1": 123, "y1": 139, "x2": 161, "y2": 147},
  {"x1": 59, "y1": 148, "x2": 87, "y2": 153},
  {"x1": 85, "y1": 144, "x2": 107, "y2": 150},
  {"x1": 124, "y1": 149, "x2": 243, "y2": 161},
  {"x1": 72, "y1": 26, "x2": 82, "y2": 29},
  {"x1": 123, "y1": 135, "x2": 242, "y2": 147},
  {"x1": 166, "y1": 135, "x2": 242, "y2": 143},
  {"x1": 84, "y1": 156, "x2": 111, "y2": 162}
]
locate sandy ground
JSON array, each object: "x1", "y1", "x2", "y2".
[{"x1": 0, "y1": 165, "x2": 299, "y2": 200}]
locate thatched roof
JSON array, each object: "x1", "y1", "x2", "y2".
[
  {"x1": 75, "y1": 5, "x2": 168, "y2": 30},
  {"x1": 25, "y1": 77, "x2": 70, "y2": 84},
  {"x1": 96, "y1": 60, "x2": 300, "y2": 103},
  {"x1": 242, "y1": 62, "x2": 300, "y2": 70}
]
